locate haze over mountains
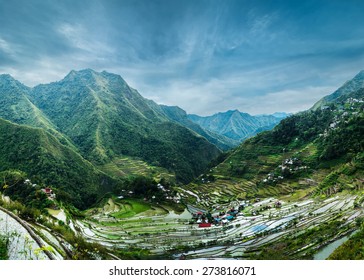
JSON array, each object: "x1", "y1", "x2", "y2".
[{"x1": 188, "y1": 110, "x2": 288, "y2": 145}]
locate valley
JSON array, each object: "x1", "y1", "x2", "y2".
[
  {"x1": 75, "y1": 193, "x2": 362, "y2": 260},
  {"x1": 1, "y1": 69, "x2": 364, "y2": 260},
  {"x1": 1, "y1": 191, "x2": 361, "y2": 260}
]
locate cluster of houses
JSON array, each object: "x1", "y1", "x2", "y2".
[
  {"x1": 280, "y1": 157, "x2": 308, "y2": 174},
  {"x1": 191, "y1": 203, "x2": 247, "y2": 228},
  {"x1": 158, "y1": 184, "x2": 182, "y2": 204},
  {"x1": 347, "y1": 97, "x2": 364, "y2": 105},
  {"x1": 262, "y1": 157, "x2": 307, "y2": 184},
  {"x1": 118, "y1": 183, "x2": 182, "y2": 204},
  {"x1": 191, "y1": 198, "x2": 284, "y2": 228},
  {"x1": 192, "y1": 209, "x2": 238, "y2": 228},
  {"x1": 24, "y1": 178, "x2": 56, "y2": 199},
  {"x1": 24, "y1": 179, "x2": 37, "y2": 188},
  {"x1": 320, "y1": 97, "x2": 364, "y2": 137},
  {"x1": 262, "y1": 173, "x2": 284, "y2": 184},
  {"x1": 41, "y1": 187, "x2": 56, "y2": 199}
]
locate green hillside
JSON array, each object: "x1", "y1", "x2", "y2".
[
  {"x1": 0, "y1": 118, "x2": 114, "y2": 209},
  {"x1": 29, "y1": 69, "x2": 220, "y2": 182},
  {"x1": 183, "y1": 88, "x2": 364, "y2": 207},
  {"x1": 311, "y1": 70, "x2": 364, "y2": 110},
  {"x1": 0, "y1": 74, "x2": 76, "y2": 149}
]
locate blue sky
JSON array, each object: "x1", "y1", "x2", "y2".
[{"x1": 1, "y1": 0, "x2": 364, "y2": 115}]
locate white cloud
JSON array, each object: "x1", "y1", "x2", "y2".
[
  {"x1": 249, "y1": 13, "x2": 275, "y2": 36},
  {"x1": 246, "y1": 86, "x2": 337, "y2": 114},
  {"x1": 0, "y1": 38, "x2": 12, "y2": 54},
  {"x1": 57, "y1": 23, "x2": 115, "y2": 55},
  {"x1": 0, "y1": 37, "x2": 19, "y2": 57}
]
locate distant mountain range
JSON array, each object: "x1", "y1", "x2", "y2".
[
  {"x1": 188, "y1": 110, "x2": 289, "y2": 146},
  {"x1": 184, "y1": 69, "x2": 364, "y2": 209},
  {"x1": 158, "y1": 105, "x2": 241, "y2": 150}
]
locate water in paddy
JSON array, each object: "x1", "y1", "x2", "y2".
[{"x1": 163, "y1": 208, "x2": 192, "y2": 221}]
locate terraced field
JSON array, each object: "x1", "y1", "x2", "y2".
[
  {"x1": 1, "y1": 189, "x2": 363, "y2": 260},
  {"x1": 72, "y1": 192, "x2": 363, "y2": 259},
  {"x1": 180, "y1": 140, "x2": 351, "y2": 211},
  {"x1": 98, "y1": 156, "x2": 175, "y2": 181}
]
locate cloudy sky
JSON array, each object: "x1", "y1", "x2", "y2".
[{"x1": 1, "y1": 0, "x2": 364, "y2": 115}]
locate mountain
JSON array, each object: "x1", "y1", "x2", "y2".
[
  {"x1": 28, "y1": 69, "x2": 220, "y2": 182},
  {"x1": 0, "y1": 74, "x2": 46, "y2": 127},
  {"x1": 188, "y1": 109, "x2": 287, "y2": 144},
  {"x1": 312, "y1": 70, "x2": 364, "y2": 110},
  {"x1": 158, "y1": 105, "x2": 238, "y2": 150},
  {"x1": 0, "y1": 74, "x2": 75, "y2": 148},
  {"x1": 183, "y1": 80, "x2": 364, "y2": 208},
  {"x1": 0, "y1": 118, "x2": 114, "y2": 209}
]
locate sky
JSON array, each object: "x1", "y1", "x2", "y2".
[{"x1": 1, "y1": 0, "x2": 364, "y2": 115}]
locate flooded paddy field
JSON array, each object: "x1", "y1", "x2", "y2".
[
  {"x1": 1, "y1": 191, "x2": 362, "y2": 260},
  {"x1": 72, "y1": 194, "x2": 363, "y2": 259}
]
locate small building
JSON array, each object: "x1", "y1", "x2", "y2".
[
  {"x1": 41, "y1": 187, "x2": 56, "y2": 199},
  {"x1": 199, "y1": 223, "x2": 212, "y2": 228}
]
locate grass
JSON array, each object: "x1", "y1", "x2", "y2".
[
  {"x1": 0, "y1": 234, "x2": 8, "y2": 260},
  {"x1": 281, "y1": 187, "x2": 315, "y2": 202},
  {"x1": 47, "y1": 208, "x2": 61, "y2": 216},
  {"x1": 109, "y1": 199, "x2": 151, "y2": 219}
]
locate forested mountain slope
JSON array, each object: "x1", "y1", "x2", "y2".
[
  {"x1": 28, "y1": 69, "x2": 220, "y2": 182},
  {"x1": 183, "y1": 86, "x2": 364, "y2": 209},
  {"x1": 0, "y1": 118, "x2": 114, "y2": 209}
]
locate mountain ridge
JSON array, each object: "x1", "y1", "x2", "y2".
[
  {"x1": 312, "y1": 70, "x2": 364, "y2": 110},
  {"x1": 0, "y1": 73, "x2": 77, "y2": 149},
  {"x1": 188, "y1": 109, "x2": 287, "y2": 144},
  {"x1": 182, "y1": 73, "x2": 364, "y2": 212},
  {"x1": 27, "y1": 69, "x2": 221, "y2": 182}
]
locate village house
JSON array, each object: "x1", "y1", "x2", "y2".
[{"x1": 41, "y1": 187, "x2": 56, "y2": 199}]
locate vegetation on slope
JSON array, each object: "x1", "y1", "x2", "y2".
[
  {"x1": 0, "y1": 118, "x2": 115, "y2": 209},
  {"x1": 29, "y1": 69, "x2": 220, "y2": 182},
  {"x1": 159, "y1": 105, "x2": 237, "y2": 150},
  {"x1": 328, "y1": 218, "x2": 364, "y2": 259},
  {"x1": 0, "y1": 234, "x2": 8, "y2": 260},
  {"x1": 183, "y1": 88, "x2": 364, "y2": 208},
  {"x1": 311, "y1": 70, "x2": 364, "y2": 110},
  {"x1": 0, "y1": 74, "x2": 76, "y2": 149}
]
